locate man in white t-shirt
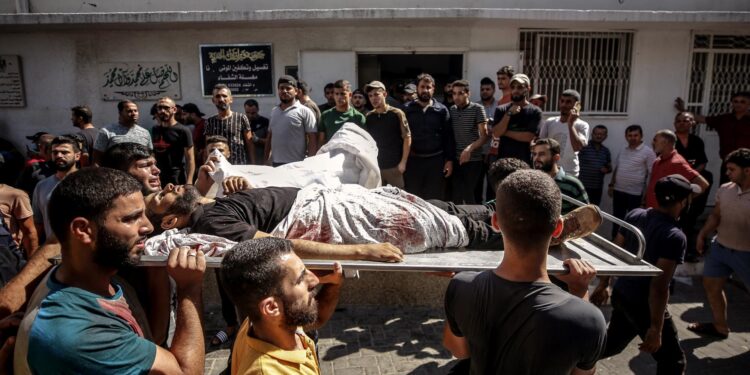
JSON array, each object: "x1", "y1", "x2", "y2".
[{"x1": 539, "y1": 89, "x2": 589, "y2": 177}]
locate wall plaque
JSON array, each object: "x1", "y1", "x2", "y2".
[
  {"x1": 200, "y1": 44, "x2": 273, "y2": 97},
  {"x1": 0, "y1": 55, "x2": 25, "y2": 107},
  {"x1": 99, "y1": 62, "x2": 181, "y2": 101}
]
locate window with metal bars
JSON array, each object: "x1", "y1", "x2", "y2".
[
  {"x1": 687, "y1": 34, "x2": 750, "y2": 120},
  {"x1": 520, "y1": 30, "x2": 633, "y2": 115}
]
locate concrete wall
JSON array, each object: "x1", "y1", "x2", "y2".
[{"x1": 4, "y1": 0, "x2": 749, "y2": 13}]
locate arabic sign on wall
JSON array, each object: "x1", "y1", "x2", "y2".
[
  {"x1": 99, "y1": 62, "x2": 181, "y2": 101},
  {"x1": 0, "y1": 55, "x2": 25, "y2": 108},
  {"x1": 200, "y1": 44, "x2": 273, "y2": 97}
]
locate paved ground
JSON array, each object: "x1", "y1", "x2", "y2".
[{"x1": 203, "y1": 274, "x2": 750, "y2": 374}]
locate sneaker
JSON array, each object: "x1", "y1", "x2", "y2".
[{"x1": 550, "y1": 205, "x2": 603, "y2": 246}]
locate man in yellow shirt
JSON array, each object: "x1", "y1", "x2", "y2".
[{"x1": 220, "y1": 237, "x2": 343, "y2": 374}]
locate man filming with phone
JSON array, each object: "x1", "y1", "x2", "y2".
[
  {"x1": 539, "y1": 89, "x2": 590, "y2": 177},
  {"x1": 491, "y1": 74, "x2": 542, "y2": 166}
]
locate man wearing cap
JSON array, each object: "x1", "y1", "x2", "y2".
[
  {"x1": 244, "y1": 99, "x2": 270, "y2": 166},
  {"x1": 644, "y1": 130, "x2": 708, "y2": 209},
  {"x1": 688, "y1": 148, "x2": 750, "y2": 339},
  {"x1": 266, "y1": 76, "x2": 318, "y2": 166},
  {"x1": 403, "y1": 73, "x2": 454, "y2": 200},
  {"x1": 492, "y1": 74, "x2": 542, "y2": 165},
  {"x1": 181, "y1": 103, "x2": 206, "y2": 161},
  {"x1": 449, "y1": 79, "x2": 488, "y2": 204},
  {"x1": 365, "y1": 80, "x2": 411, "y2": 189},
  {"x1": 318, "y1": 79, "x2": 366, "y2": 145},
  {"x1": 539, "y1": 89, "x2": 589, "y2": 177},
  {"x1": 93, "y1": 100, "x2": 152, "y2": 165},
  {"x1": 205, "y1": 84, "x2": 255, "y2": 165},
  {"x1": 591, "y1": 174, "x2": 693, "y2": 374}
]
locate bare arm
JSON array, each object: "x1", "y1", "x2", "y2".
[
  {"x1": 18, "y1": 216, "x2": 39, "y2": 257},
  {"x1": 567, "y1": 121, "x2": 586, "y2": 152},
  {"x1": 697, "y1": 204, "x2": 721, "y2": 254},
  {"x1": 252, "y1": 231, "x2": 403, "y2": 262},
  {"x1": 145, "y1": 267, "x2": 171, "y2": 346},
  {"x1": 264, "y1": 131, "x2": 273, "y2": 165},
  {"x1": 398, "y1": 135, "x2": 412, "y2": 174},
  {"x1": 307, "y1": 133, "x2": 319, "y2": 157},
  {"x1": 492, "y1": 111, "x2": 511, "y2": 138},
  {"x1": 640, "y1": 258, "x2": 677, "y2": 353},
  {"x1": 149, "y1": 247, "x2": 205, "y2": 375},
  {"x1": 243, "y1": 130, "x2": 255, "y2": 165},
  {"x1": 184, "y1": 147, "x2": 195, "y2": 184},
  {"x1": 691, "y1": 174, "x2": 710, "y2": 196},
  {"x1": 0, "y1": 240, "x2": 59, "y2": 319},
  {"x1": 504, "y1": 130, "x2": 536, "y2": 143},
  {"x1": 442, "y1": 323, "x2": 470, "y2": 359},
  {"x1": 459, "y1": 122, "x2": 489, "y2": 165}
]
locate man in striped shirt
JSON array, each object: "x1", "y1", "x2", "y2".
[
  {"x1": 204, "y1": 84, "x2": 255, "y2": 165},
  {"x1": 449, "y1": 79, "x2": 488, "y2": 204},
  {"x1": 578, "y1": 125, "x2": 612, "y2": 205},
  {"x1": 531, "y1": 138, "x2": 589, "y2": 214},
  {"x1": 608, "y1": 124, "x2": 656, "y2": 239}
]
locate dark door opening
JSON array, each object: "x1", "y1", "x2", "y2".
[{"x1": 358, "y1": 54, "x2": 463, "y2": 102}]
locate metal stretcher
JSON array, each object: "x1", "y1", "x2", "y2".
[{"x1": 116, "y1": 196, "x2": 661, "y2": 277}]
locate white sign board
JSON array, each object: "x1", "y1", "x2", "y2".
[
  {"x1": 99, "y1": 62, "x2": 181, "y2": 101},
  {"x1": 0, "y1": 55, "x2": 25, "y2": 107}
]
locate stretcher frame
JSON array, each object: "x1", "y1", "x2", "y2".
[{"x1": 51, "y1": 196, "x2": 660, "y2": 276}]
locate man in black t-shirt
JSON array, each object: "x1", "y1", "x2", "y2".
[
  {"x1": 244, "y1": 99, "x2": 270, "y2": 165},
  {"x1": 151, "y1": 97, "x2": 195, "y2": 185},
  {"x1": 492, "y1": 74, "x2": 542, "y2": 165},
  {"x1": 70, "y1": 105, "x2": 99, "y2": 167},
  {"x1": 443, "y1": 169, "x2": 606, "y2": 375},
  {"x1": 591, "y1": 175, "x2": 692, "y2": 374}
]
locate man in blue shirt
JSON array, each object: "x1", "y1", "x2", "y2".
[{"x1": 14, "y1": 168, "x2": 207, "y2": 374}]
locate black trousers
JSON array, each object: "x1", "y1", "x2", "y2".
[
  {"x1": 602, "y1": 291, "x2": 686, "y2": 375},
  {"x1": 427, "y1": 200, "x2": 503, "y2": 250},
  {"x1": 585, "y1": 186, "x2": 603, "y2": 206},
  {"x1": 215, "y1": 269, "x2": 238, "y2": 327},
  {"x1": 404, "y1": 155, "x2": 446, "y2": 200},
  {"x1": 612, "y1": 190, "x2": 642, "y2": 239},
  {"x1": 450, "y1": 161, "x2": 484, "y2": 204}
]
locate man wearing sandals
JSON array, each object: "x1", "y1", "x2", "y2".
[{"x1": 688, "y1": 148, "x2": 750, "y2": 339}]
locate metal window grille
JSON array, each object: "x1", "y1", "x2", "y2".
[
  {"x1": 520, "y1": 30, "x2": 633, "y2": 115},
  {"x1": 687, "y1": 34, "x2": 750, "y2": 127}
]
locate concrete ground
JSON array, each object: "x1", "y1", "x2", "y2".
[{"x1": 202, "y1": 270, "x2": 750, "y2": 375}]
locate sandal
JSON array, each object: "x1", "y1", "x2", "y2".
[
  {"x1": 210, "y1": 328, "x2": 236, "y2": 346},
  {"x1": 687, "y1": 322, "x2": 729, "y2": 339}
]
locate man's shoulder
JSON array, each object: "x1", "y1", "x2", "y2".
[{"x1": 560, "y1": 173, "x2": 586, "y2": 188}]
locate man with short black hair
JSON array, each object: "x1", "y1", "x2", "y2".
[
  {"x1": 296, "y1": 80, "x2": 322, "y2": 125},
  {"x1": 151, "y1": 97, "x2": 195, "y2": 185},
  {"x1": 495, "y1": 66, "x2": 514, "y2": 106},
  {"x1": 443, "y1": 169, "x2": 606, "y2": 375},
  {"x1": 221, "y1": 237, "x2": 342, "y2": 374},
  {"x1": 352, "y1": 88, "x2": 369, "y2": 114},
  {"x1": 14, "y1": 168, "x2": 206, "y2": 375},
  {"x1": 244, "y1": 99, "x2": 270, "y2": 165},
  {"x1": 70, "y1": 105, "x2": 99, "y2": 167},
  {"x1": 592, "y1": 174, "x2": 694, "y2": 374},
  {"x1": 449, "y1": 79, "x2": 488, "y2": 204},
  {"x1": 93, "y1": 100, "x2": 152, "y2": 165},
  {"x1": 102, "y1": 142, "x2": 162, "y2": 195},
  {"x1": 205, "y1": 84, "x2": 255, "y2": 165},
  {"x1": 688, "y1": 148, "x2": 750, "y2": 339},
  {"x1": 532, "y1": 138, "x2": 589, "y2": 214},
  {"x1": 181, "y1": 103, "x2": 206, "y2": 160},
  {"x1": 318, "y1": 79, "x2": 366, "y2": 145},
  {"x1": 266, "y1": 76, "x2": 318, "y2": 166},
  {"x1": 32, "y1": 136, "x2": 81, "y2": 242},
  {"x1": 403, "y1": 73, "x2": 455, "y2": 200},
  {"x1": 492, "y1": 74, "x2": 542, "y2": 166},
  {"x1": 318, "y1": 82, "x2": 336, "y2": 113},
  {"x1": 539, "y1": 89, "x2": 589, "y2": 177},
  {"x1": 365, "y1": 80, "x2": 411, "y2": 189},
  {"x1": 578, "y1": 125, "x2": 612, "y2": 205}
]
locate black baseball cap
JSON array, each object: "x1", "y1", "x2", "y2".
[
  {"x1": 655, "y1": 174, "x2": 701, "y2": 206},
  {"x1": 277, "y1": 75, "x2": 298, "y2": 88},
  {"x1": 26, "y1": 132, "x2": 49, "y2": 142}
]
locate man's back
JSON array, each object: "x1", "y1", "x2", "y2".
[{"x1": 445, "y1": 270, "x2": 606, "y2": 375}]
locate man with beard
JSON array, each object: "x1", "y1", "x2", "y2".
[
  {"x1": 578, "y1": 125, "x2": 612, "y2": 206},
  {"x1": 403, "y1": 73, "x2": 454, "y2": 200},
  {"x1": 70, "y1": 105, "x2": 99, "y2": 167},
  {"x1": 351, "y1": 88, "x2": 369, "y2": 114},
  {"x1": 539, "y1": 89, "x2": 590, "y2": 177},
  {"x1": 221, "y1": 237, "x2": 342, "y2": 374},
  {"x1": 32, "y1": 136, "x2": 80, "y2": 243},
  {"x1": 296, "y1": 80, "x2": 322, "y2": 126},
  {"x1": 492, "y1": 74, "x2": 542, "y2": 165},
  {"x1": 93, "y1": 100, "x2": 152, "y2": 165},
  {"x1": 317, "y1": 82, "x2": 336, "y2": 113},
  {"x1": 265, "y1": 76, "x2": 318, "y2": 166},
  {"x1": 13, "y1": 168, "x2": 207, "y2": 374},
  {"x1": 244, "y1": 99, "x2": 270, "y2": 165},
  {"x1": 205, "y1": 84, "x2": 255, "y2": 165},
  {"x1": 181, "y1": 103, "x2": 207, "y2": 164},
  {"x1": 151, "y1": 97, "x2": 195, "y2": 185},
  {"x1": 531, "y1": 138, "x2": 589, "y2": 214}
]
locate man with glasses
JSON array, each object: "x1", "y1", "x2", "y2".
[{"x1": 151, "y1": 97, "x2": 195, "y2": 185}]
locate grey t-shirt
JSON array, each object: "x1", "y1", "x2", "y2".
[
  {"x1": 94, "y1": 123, "x2": 153, "y2": 152},
  {"x1": 269, "y1": 100, "x2": 317, "y2": 164},
  {"x1": 445, "y1": 270, "x2": 607, "y2": 375}
]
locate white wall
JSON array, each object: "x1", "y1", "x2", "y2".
[{"x1": 4, "y1": 0, "x2": 749, "y2": 13}]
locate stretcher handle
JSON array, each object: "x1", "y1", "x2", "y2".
[{"x1": 561, "y1": 194, "x2": 646, "y2": 260}]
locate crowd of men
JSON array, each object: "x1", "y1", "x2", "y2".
[{"x1": 0, "y1": 64, "x2": 748, "y2": 374}]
